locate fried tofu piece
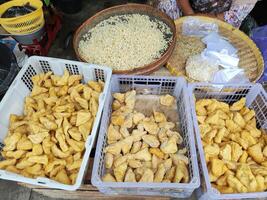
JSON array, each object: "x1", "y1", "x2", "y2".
[
  {"x1": 160, "y1": 94, "x2": 175, "y2": 107},
  {"x1": 105, "y1": 153, "x2": 114, "y2": 169},
  {"x1": 0, "y1": 159, "x2": 16, "y2": 169},
  {"x1": 160, "y1": 135, "x2": 177, "y2": 154},
  {"x1": 113, "y1": 93, "x2": 125, "y2": 103},
  {"x1": 153, "y1": 111, "x2": 167, "y2": 123},
  {"x1": 125, "y1": 90, "x2": 136, "y2": 109},
  {"x1": 121, "y1": 137, "x2": 134, "y2": 155},
  {"x1": 111, "y1": 114, "x2": 125, "y2": 126},
  {"x1": 248, "y1": 143, "x2": 264, "y2": 163},
  {"x1": 219, "y1": 144, "x2": 231, "y2": 161},
  {"x1": 231, "y1": 142, "x2": 243, "y2": 162},
  {"x1": 107, "y1": 124, "x2": 122, "y2": 143},
  {"x1": 134, "y1": 148, "x2": 152, "y2": 161},
  {"x1": 210, "y1": 158, "x2": 227, "y2": 177},
  {"x1": 154, "y1": 163, "x2": 166, "y2": 182},
  {"x1": 244, "y1": 110, "x2": 256, "y2": 122},
  {"x1": 143, "y1": 121, "x2": 159, "y2": 135},
  {"x1": 227, "y1": 175, "x2": 248, "y2": 193},
  {"x1": 233, "y1": 112, "x2": 246, "y2": 128},
  {"x1": 124, "y1": 168, "x2": 136, "y2": 182},
  {"x1": 102, "y1": 173, "x2": 116, "y2": 182},
  {"x1": 236, "y1": 164, "x2": 257, "y2": 192},
  {"x1": 230, "y1": 98, "x2": 246, "y2": 111},
  {"x1": 173, "y1": 160, "x2": 189, "y2": 183},
  {"x1": 114, "y1": 162, "x2": 128, "y2": 182},
  {"x1": 54, "y1": 169, "x2": 71, "y2": 185},
  {"x1": 128, "y1": 159, "x2": 142, "y2": 169},
  {"x1": 142, "y1": 135, "x2": 160, "y2": 148},
  {"x1": 149, "y1": 148, "x2": 165, "y2": 159},
  {"x1": 139, "y1": 168, "x2": 154, "y2": 182},
  {"x1": 133, "y1": 112, "x2": 145, "y2": 125},
  {"x1": 131, "y1": 141, "x2": 142, "y2": 154},
  {"x1": 76, "y1": 111, "x2": 91, "y2": 126}
]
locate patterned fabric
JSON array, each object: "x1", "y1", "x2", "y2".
[
  {"x1": 156, "y1": 0, "x2": 257, "y2": 28},
  {"x1": 224, "y1": 2, "x2": 257, "y2": 28},
  {"x1": 190, "y1": 0, "x2": 232, "y2": 14},
  {"x1": 157, "y1": 0, "x2": 182, "y2": 20}
]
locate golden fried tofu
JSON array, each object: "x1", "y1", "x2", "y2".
[
  {"x1": 160, "y1": 94, "x2": 175, "y2": 107},
  {"x1": 230, "y1": 98, "x2": 246, "y2": 111},
  {"x1": 102, "y1": 173, "x2": 116, "y2": 182},
  {"x1": 248, "y1": 143, "x2": 264, "y2": 163},
  {"x1": 124, "y1": 168, "x2": 136, "y2": 182},
  {"x1": 160, "y1": 135, "x2": 177, "y2": 154},
  {"x1": 139, "y1": 168, "x2": 154, "y2": 182},
  {"x1": 114, "y1": 162, "x2": 127, "y2": 182}
]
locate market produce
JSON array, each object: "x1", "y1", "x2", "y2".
[
  {"x1": 168, "y1": 35, "x2": 205, "y2": 75},
  {"x1": 0, "y1": 70, "x2": 103, "y2": 185},
  {"x1": 102, "y1": 92, "x2": 189, "y2": 183},
  {"x1": 78, "y1": 14, "x2": 172, "y2": 71},
  {"x1": 195, "y1": 97, "x2": 267, "y2": 193},
  {"x1": 185, "y1": 55, "x2": 219, "y2": 82}
]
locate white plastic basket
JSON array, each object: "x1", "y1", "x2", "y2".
[
  {"x1": 0, "y1": 56, "x2": 112, "y2": 190},
  {"x1": 92, "y1": 75, "x2": 200, "y2": 198},
  {"x1": 188, "y1": 83, "x2": 267, "y2": 200}
]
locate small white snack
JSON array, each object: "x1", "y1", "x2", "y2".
[{"x1": 185, "y1": 55, "x2": 219, "y2": 82}]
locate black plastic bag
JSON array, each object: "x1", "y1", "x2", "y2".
[{"x1": 2, "y1": 3, "x2": 36, "y2": 18}]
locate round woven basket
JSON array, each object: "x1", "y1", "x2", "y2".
[
  {"x1": 73, "y1": 4, "x2": 176, "y2": 75},
  {"x1": 166, "y1": 16, "x2": 264, "y2": 83}
]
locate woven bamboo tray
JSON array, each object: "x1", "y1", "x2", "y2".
[{"x1": 166, "y1": 16, "x2": 264, "y2": 83}]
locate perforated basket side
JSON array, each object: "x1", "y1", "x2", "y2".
[
  {"x1": 247, "y1": 87, "x2": 267, "y2": 129},
  {"x1": 115, "y1": 76, "x2": 178, "y2": 95},
  {"x1": 176, "y1": 84, "x2": 200, "y2": 188},
  {"x1": 0, "y1": 56, "x2": 112, "y2": 191},
  {"x1": 21, "y1": 64, "x2": 37, "y2": 90},
  {"x1": 188, "y1": 83, "x2": 267, "y2": 200},
  {"x1": 92, "y1": 75, "x2": 200, "y2": 198}
]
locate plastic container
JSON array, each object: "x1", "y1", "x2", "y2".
[
  {"x1": 0, "y1": 56, "x2": 112, "y2": 190},
  {"x1": 188, "y1": 82, "x2": 267, "y2": 200},
  {"x1": 92, "y1": 75, "x2": 200, "y2": 198},
  {"x1": 0, "y1": 0, "x2": 45, "y2": 35}
]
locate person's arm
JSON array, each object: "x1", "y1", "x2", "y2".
[{"x1": 176, "y1": 0, "x2": 194, "y2": 15}]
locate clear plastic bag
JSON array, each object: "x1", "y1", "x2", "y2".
[
  {"x1": 202, "y1": 32, "x2": 237, "y2": 56},
  {"x1": 182, "y1": 17, "x2": 218, "y2": 37},
  {"x1": 202, "y1": 49, "x2": 239, "y2": 68},
  {"x1": 182, "y1": 18, "x2": 249, "y2": 85},
  {"x1": 201, "y1": 32, "x2": 239, "y2": 68},
  {"x1": 212, "y1": 68, "x2": 249, "y2": 84}
]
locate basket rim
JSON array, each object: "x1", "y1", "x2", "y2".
[
  {"x1": 166, "y1": 16, "x2": 265, "y2": 83},
  {"x1": 92, "y1": 75, "x2": 201, "y2": 193},
  {"x1": 73, "y1": 3, "x2": 177, "y2": 75},
  {"x1": 0, "y1": 56, "x2": 113, "y2": 191},
  {"x1": 0, "y1": 0, "x2": 43, "y2": 23},
  {"x1": 188, "y1": 82, "x2": 267, "y2": 199}
]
